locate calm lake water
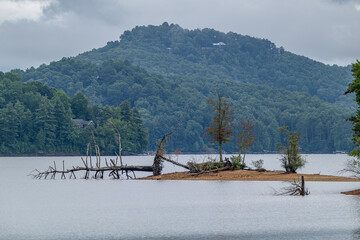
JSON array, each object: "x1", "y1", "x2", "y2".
[{"x1": 1, "y1": 154, "x2": 360, "y2": 239}]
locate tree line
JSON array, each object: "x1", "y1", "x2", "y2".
[
  {"x1": 0, "y1": 72, "x2": 147, "y2": 154},
  {"x1": 18, "y1": 56, "x2": 353, "y2": 153}
]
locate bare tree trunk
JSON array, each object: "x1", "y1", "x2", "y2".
[
  {"x1": 301, "y1": 176, "x2": 305, "y2": 196},
  {"x1": 152, "y1": 129, "x2": 189, "y2": 176},
  {"x1": 243, "y1": 150, "x2": 247, "y2": 165},
  {"x1": 160, "y1": 156, "x2": 189, "y2": 169},
  {"x1": 219, "y1": 143, "x2": 223, "y2": 162}
]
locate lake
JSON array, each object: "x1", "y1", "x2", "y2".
[{"x1": 1, "y1": 154, "x2": 360, "y2": 239}]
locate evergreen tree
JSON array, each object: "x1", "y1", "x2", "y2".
[
  {"x1": 35, "y1": 97, "x2": 56, "y2": 151},
  {"x1": 120, "y1": 100, "x2": 132, "y2": 122},
  {"x1": 52, "y1": 93, "x2": 75, "y2": 150},
  {"x1": 0, "y1": 103, "x2": 19, "y2": 152},
  {"x1": 71, "y1": 92, "x2": 90, "y2": 120},
  {"x1": 131, "y1": 107, "x2": 148, "y2": 152}
]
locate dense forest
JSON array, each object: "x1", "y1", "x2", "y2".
[
  {"x1": 0, "y1": 72, "x2": 147, "y2": 154},
  {"x1": 16, "y1": 23, "x2": 356, "y2": 153},
  {"x1": 77, "y1": 22, "x2": 353, "y2": 108}
]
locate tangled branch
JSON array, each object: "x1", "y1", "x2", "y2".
[{"x1": 275, "y1": 176, "x2": 310, "y2": 196}]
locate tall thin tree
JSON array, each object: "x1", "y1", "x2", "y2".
[
  {"x1": 206, "y1": 91, "x2": 234, "y2": 162},
  {"x1": 235, "y1": 120, "x2": 255, "y2": 164}
]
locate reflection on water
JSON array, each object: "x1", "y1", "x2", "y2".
[{"x1": 0, "y1": 155, "x2": 360, "y2": 239}]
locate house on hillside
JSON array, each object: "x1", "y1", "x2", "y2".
[
  {"x1": 213, "y1": 42, "x2": 226, "y2": 46},
  {"x1": 73, "y1": 119, "x2": 94, "y2": 128}
]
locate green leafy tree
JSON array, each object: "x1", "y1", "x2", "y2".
[
  {"x1": 206, "y1": 91, "x2": 234, "y2": 162},
  {"x1": 71, "y1": 92, "x2": 90, "y2": 120},
  {"x1": 345, "y1": 60, "x2": 360, "y2": 157},
  {"x1": 277, "y1": 126, "x2": 306, "y2": 173}
]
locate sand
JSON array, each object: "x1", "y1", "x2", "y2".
[
  {"x1": 141, "y1": 169, "x2": 360, "y2": 182},
  {"x1": 140, "y1": 169, "x2": 360, "y2": 195}
]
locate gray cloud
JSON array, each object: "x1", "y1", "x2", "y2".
[
  {"x1": 43, "y1": 0, "x2": 125, "y2": 25},
  {"x1": 0, "y1": 0, "x2": 359, "y2": 72},
  {"x1": 327, "y1": 0, "x2": 360, "y2": 4}
]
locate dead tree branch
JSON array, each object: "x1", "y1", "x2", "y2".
[
  {"x1": 30, "y1": 160, "x2": 153, "y2": 180},
  {"x1": 275, "y1": 176, "x2": 310, "y2": 196},
  {"x1": 31, "y1": 128, "x2": 191, "y2": 180}
]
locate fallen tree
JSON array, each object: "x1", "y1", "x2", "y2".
[
  {"x1": 152, "y1": 130, "x2": 189, "y2": 176},
  {"x1": 31, "y1": 158, "x2": 153, "y2": 180},
  {"x1": 30, "y1": 128, "x2": 189, "y2": 180}
]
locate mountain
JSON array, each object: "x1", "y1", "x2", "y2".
[
  {"x1": 77, "y1": 22, "x2": 354, "y2": 108},
  {"x1": 19, "y1": 23, "x2": 355, "y2": 153}
]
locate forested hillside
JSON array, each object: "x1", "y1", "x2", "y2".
[
  {"x1": 16, "y1": 23, "x2": 356, "y2": 153},
  {"x1": 77, "y1": 22, "x2": 353, "y2": 108},
  {"x1": 20, "y1": 57, "x2": 353, "y2": 153},
  {"x1": 0, "y1": 71, "x2": 147, "y2": 154}
]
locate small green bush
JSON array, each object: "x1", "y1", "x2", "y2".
[
  {"x1": 230, "y1": 155, "x2": 246, "y2": 170},
  {"x1": 187, "y1": 158, "x2": 225, "y2": 173}
]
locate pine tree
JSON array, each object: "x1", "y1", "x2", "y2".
[
  {"x1": 52, "y1": 93, "x2": 75, "y2": 150},
  {"x1": 71, "y1": 92, "x2": 90, "y2": 120},
  {"x1": 35, "y1": 97, "x2": 56, "y2": 151},
  {"x1": 131, "y1": 107, "x2": 148, "y2": 152}
]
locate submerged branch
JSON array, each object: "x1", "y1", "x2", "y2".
[
  {"x1": 30, "y1": 164, "x2": 153, "y2": 180},
  {"x1": 275, "y1": 176, "x2": 309, "y2": 196}
]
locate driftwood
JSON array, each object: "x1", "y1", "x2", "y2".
[
  {"x1": 30, "y1": 157, "x2": 152, "y2": 180},
  {"x1": 190, "y1": 166, "x2": 230, "y2": 176},
  {"x1": 30, "y1": 129, "x2": 189, "y2": 180},
  {"x1": 276, "y1": 176, "x2": 310, "y2": 196},
  {"x1": 160, "y1": 156, "x2": 189, "y2": 170}
]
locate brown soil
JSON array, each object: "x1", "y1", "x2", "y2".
[
  {"x1": 140, "y1": 169, "x2": 360, "y2": 182},
  {"x1": 341, "y1": 189, "x2": 360, "y2": 195}
]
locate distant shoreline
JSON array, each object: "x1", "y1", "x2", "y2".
[
  {"x1": 0, "y1": 152, "x2": 147, "y2": 157},
  {"x1": 0, "y1": 152, "x2": 350, "y2": 157}
]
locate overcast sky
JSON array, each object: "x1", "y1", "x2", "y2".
[{"x1": 0, "y1": 0, "x2": 359, "y2": 72}]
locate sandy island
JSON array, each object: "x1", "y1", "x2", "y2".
[{"x1": 140, "y1": 170, "x2": 360, "y2": 195}]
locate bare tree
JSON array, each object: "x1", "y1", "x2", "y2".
[
  {"x1": 234, "y1": 120, "x2": 255, "y2": 165},
  {"x1": 275, "y1": 176, "x2": 310, "y2": 196},
  {"x1": 30, "y1": 128, "x2": 189, "y2": 180}
]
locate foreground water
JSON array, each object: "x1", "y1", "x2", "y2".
[{"x1": 1, "y1": 154, "x2": 360, "y2": 239}]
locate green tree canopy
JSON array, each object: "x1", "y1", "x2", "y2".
[{"x1": 345, "y1": 60, "x2": 360, "y2": 156}]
